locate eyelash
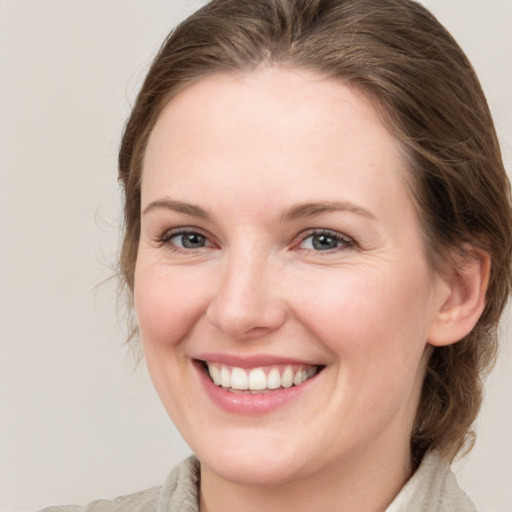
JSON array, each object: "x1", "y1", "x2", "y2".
[
  {"x1": 295, "y1": 229, "x2": 355, "y2": 254},
  {"x1": 153, "y1": 227, "x2": 214, "y2": 254},
  {"x1": 153, "y1": 227, "x2": 355, "y2": 255}
]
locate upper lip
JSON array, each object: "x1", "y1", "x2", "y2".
[{"x1": 194, "y1": 352, "x2": 321, "y2": 369}]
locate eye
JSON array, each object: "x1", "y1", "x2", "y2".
[
  {"x1": 156, "y1": 228, "x2": 215, "y2": 252},
  {"x1": 297, "y1": 230, "x2": 353, "y2": 252},
  {"x1": 171, "y1": 231, "x2": 208, "y2": 249}
]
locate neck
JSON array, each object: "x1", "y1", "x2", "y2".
[{"x1": 199, "y1": 438, "x2": 413, "y2": 512}]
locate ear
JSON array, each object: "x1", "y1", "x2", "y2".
[{"x1": 428, "y1": 245, "x2": 491, "y2": 347}]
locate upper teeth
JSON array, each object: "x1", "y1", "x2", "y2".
[{"x1": 206, "y1": 362, "x2": 318, "y2": 392}]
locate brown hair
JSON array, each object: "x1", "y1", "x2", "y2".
[{"x1": 118, "y1": 0, "x2": 512, "y2": 464}]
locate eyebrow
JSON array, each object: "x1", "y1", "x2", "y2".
[
  {"x1": 279, "y1": 201, "x2": 377, "y2": 222},
  {"x1": 142, "y1": 198, "x2": 213, "y2": 220},
  {"x1": 142, "y1": 198, "x2": 376, "y2": 223}
]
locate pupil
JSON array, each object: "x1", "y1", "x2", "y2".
[
  {"x1": 312, "y1": 234, "x2": 337, "y2": 250},
  {"x1": 182, "y1": 233, "x2": 205, "y2": 248}
]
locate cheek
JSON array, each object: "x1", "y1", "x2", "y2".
[
  {"x1": 133, "y1": 263, "x2": 211, "y2": 349},
  {"x1": 292, "y1": 264, "x2": 434, "y2": 427},
  {"x1": 290, "y1": 263, "x2": 434, "y2": 362}
]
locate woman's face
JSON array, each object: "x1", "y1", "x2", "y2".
[{"x1": 135, "y1": 68, "x2": 449, "y2": 486}]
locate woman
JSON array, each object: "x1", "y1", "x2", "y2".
[{"x1": 42, "y1": 0, "x2": 511, "y2": 510}]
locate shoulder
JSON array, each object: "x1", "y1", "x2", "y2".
[
  {"x1": 37, "y1": 456, "x2": 200, "y2": 512},
  {"x1": 38, "y1": 486, "x2": 160, "y2": 512},
  {"x1": 387, "y1": 451, "x2": 477, "y2": 512}
]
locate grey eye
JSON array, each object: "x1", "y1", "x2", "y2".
[
  {"x1": 310, "y1": 234, "x2": 340, "y2": 250},
  {"x1": 300, "y1": 233, "x2": 342, "y2": 251},
  {"x1": 298, "y1": 230, "x2": 353, "y2": 252},
  {"x1": 173, "y1": 232, "x2": 207, "y2": 249}
]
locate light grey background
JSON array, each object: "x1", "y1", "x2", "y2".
[{"x1": 0, "y1": 1, "x2": 510, "y2": 511}]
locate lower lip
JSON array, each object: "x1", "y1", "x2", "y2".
[{"x1": 194, "y1": 361, "x2": 319, "y2": 416}]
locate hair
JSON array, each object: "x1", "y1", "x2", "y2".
[{"x1": 118, "y1": 0, "x2": 512, "y2": 465}]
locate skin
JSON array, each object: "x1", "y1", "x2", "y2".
[{"x1": 134, "y1": 67, "x2": 486, "y2": 512}]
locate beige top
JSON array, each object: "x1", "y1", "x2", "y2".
[{"x1": 38, "y1": 451, "x2": 477, "y2": 512}]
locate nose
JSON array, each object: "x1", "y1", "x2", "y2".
[{"x1": 205, "y1": 251, "x2": 287, "y2": 340}]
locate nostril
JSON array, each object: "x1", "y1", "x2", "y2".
[{"x1": 205, "y1": 295, "x2": 287, "y2": 340}]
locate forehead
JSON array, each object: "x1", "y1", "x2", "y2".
[
  {"x1": 146, "y1": 67, "x2": 396, "y2": 157},
  {"x1": 142, "y1": 67, "x2": 413, "y2": 222}
]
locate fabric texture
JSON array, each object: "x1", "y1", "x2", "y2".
[{"x1": 38, "y1": 451, "x2": 476, "y2": 512}]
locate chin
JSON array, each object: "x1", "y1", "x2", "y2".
[
  {"x1": 181, "y1": 421, "x2": 333, "y2": 488},
  {"x1": 199, "y1": 448, "x2": 312, "y2": 488}
]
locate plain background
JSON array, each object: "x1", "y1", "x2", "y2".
[{"x1": 0, "y1": 1, "x2": 511, "y2": 511}]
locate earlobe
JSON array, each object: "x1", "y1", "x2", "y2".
[{"x1": 428, "y1": 246, "x2": 491, "y2": 347}]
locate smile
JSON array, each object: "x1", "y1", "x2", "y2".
[{"x1": 204, "y1": 362, "x2": 321, "y2": 394}]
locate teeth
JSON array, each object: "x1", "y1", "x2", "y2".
[
  {"x1": 281, "y1": 367, "x2": 294, "y2": 388},
  {"x1": 267, "y1": 368, "x2": 281, "y2": 390},
  {"x1": 248, "y1": 368, "x2": 266, "y2": 390},
  {"x1": 220, "y1": 367, "x2": 231, "y2": 388},
  {"x1": 209, "y1": 364, "x2": 221, "y2": 385},
  {"x1": 231, "y1": 367, "x2": 248, "y2": 390},
  {"x1": 206, "y1": 362, "x2": 319, "y2": 393}
]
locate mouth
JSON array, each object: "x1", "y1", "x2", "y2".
[{"x1": 198, "y1": 360, "x2": 323, "y2": 394}]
